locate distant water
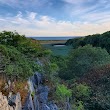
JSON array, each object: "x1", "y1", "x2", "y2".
[
  {"x1": 54, "y1": 45, "x2": 65, "y2": 47},
  {"x1": 30, "y1": 36, "x2": 80, "y2": 40}
]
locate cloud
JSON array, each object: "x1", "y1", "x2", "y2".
[
  {"x1": 0, "y1": 11, "x2": 110, "y2": 36},
  {"x1": 0, "y1": 0, "x2": 49, "y2": 10},
  {"x1": 0, "y1": 0, "x2": 110, "y2": 36},
  {"x1": 64, "y1": 0, "x2": 110, "y2": 21},
  {"x1": 62, "y1": 0, "x2": 89, "y2": 4},
  {"x1": 27, "y1": 12, "x2": 37, "y2": 20}
]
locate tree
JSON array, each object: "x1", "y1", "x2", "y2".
[
  {"x1": 59, "y1": 45, "x2": 110, "y2": 80},
  {"x1": 66, "y1": 31, "x2": 110, "y2": 54}
]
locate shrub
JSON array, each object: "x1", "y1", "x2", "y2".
[
  {"x1": 72, "y1": 83, "x2": 91, "y2": 100},
  {"x1": 72, "y1": 101, "x2": 85, "y2": 110},
  {"x1": 0, "y1": 31, "x2": 47, "y2": 80},
  {"x1": 56, "y1": 84, "x2": 72, "y2": 101},
  {"x1": 0, "y1": 44, "x2": 40, "y2": 80}
]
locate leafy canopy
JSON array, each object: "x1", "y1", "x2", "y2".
[{"x1": 59, "y1": 45, "x2": 110, "y2": 80}]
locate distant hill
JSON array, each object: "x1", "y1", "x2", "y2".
[{"x1": 66, "y1": 31, "x2": 110, "y2": 53}]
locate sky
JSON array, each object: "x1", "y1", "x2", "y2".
[{"x1": 0, "y1": 0, "x2": 110, "y2": 36}]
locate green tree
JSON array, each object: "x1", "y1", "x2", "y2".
[
  {"x1": 66, "y1": 31, "x2": 110, "y2": 54},
  {"x1": 59, "y1": 45, "x2": 110, "y2": 80}
]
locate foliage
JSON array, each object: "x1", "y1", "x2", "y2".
[
  {"x1": 59, "y1": 45, "x2": 110, "y2": 80},
  {"x1": 72, "y1": 83, "x2": 91, "y2": 99},
  {"x1": 31, "y1": 91, "x2": 35, "y2": 97},
  {"x1": 43, "y1": 49, "x2": 52, "y2": 56},
  {"x1": 79, "y1": 65, "x2": 110, "y2": 110},
  {"x1": 0, "y1": 31, "x2": 26, "y2": 46},
  {"x1": 55, "y1": 84, "x2": 72, "y2": 101},
  {"x1": 44, "y1": 60, "x2": 59, "y2": 75},
  {"x1": 66, "y1": 31, "x2": 110, "y2": 54},
  {"x1": 43, "y1": 61, "x2": 59, "y2": 84},
  {"x1": 66, "y1": 37, "x2": 84, "y2": 48},
  {"x1": 72, "y1": 101, "x2": 85, "y2": 110},
  {"x1": 70, "y1": 83, "x2": 91, "y2": 110},
  {"x1": 0, "y1": 45, "x2": 41, "y2": 79},
  {"x1": 0, "y1": 31, "x2": 43, "y2": 58},
  {"x1": 49, "y1": 63, "x2": 59, "y2": 73},
  {"x1": 50, "y1": 55, "x2": 68, "y2": 70},
  {"x1": 0, "y1": 31, "x2": 46, "y2": 80}
]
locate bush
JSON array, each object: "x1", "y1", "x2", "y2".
[
  {"x1": 55, "y1": 84, "x2": 72, "y2": 101},
  {"x1": 0, "y1": 44, "x2": 40, "y2": 80},
  {"x1": 72, "y1": 101, "x2": 85, "y2": 110},
  {"x1": 72, "y1": 83, "x2": 91, "y2": 100},
  {"x1": 0, "y1": 31, "x2": 43, "y2": 58},
  {"x1": 0, "y1": 31, "x2": 48, "y2": 80}
]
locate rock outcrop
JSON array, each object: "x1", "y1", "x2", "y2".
[
  {"x1": 23, "y1": 72, "x2": 58, "y2": 110},
  {"x1": 0, "y1": 92, "x2": 22, "y2": 110}
]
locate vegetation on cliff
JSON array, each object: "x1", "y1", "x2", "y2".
[{"x1": 0, "y1": 31, "x2": 47, "y2": 80}]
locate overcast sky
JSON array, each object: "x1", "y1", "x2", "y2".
[{"x1": 0, "y1": 0, "x2": 110, "y2": 36}]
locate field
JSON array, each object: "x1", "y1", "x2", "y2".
[
  {"x1": 40, "y1": 40, "x2": 67, "y2": 44},
  {"x1": 42, "y1": 41, "x2": 72, "y2": 56}
]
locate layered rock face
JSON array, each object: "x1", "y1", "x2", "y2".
[
  {"x1": 0, "y1": 92, "x2": 9, "y2": 110},
  {"x1": 0, "y1": 92, "x2": 22, "y2": 110},
  {"x1": 0, "y1": 72, "x2": 59, "y2": 110},
  {"x1": 23, "y1": 72, "x2": 58, "y2": 110}
]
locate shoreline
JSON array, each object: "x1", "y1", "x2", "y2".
[{"x1": 39, "y1": 40, "x2": 67, "y2": 44}]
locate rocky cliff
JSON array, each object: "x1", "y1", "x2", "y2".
[{"x1": 0, "y1": 92, "x2": 22, "y2": 110}]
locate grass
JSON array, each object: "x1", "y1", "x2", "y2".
[{"x1": 43, "y1": 44, "x2": 72, "y2": 56}]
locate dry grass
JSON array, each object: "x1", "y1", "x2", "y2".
[{"x1": 14, "y1": 81, "x2": 28, "y2": 104}]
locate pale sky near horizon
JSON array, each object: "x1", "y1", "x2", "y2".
[{"x1": 0, "y1": 0, "x2": 110, "y2": 36}]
